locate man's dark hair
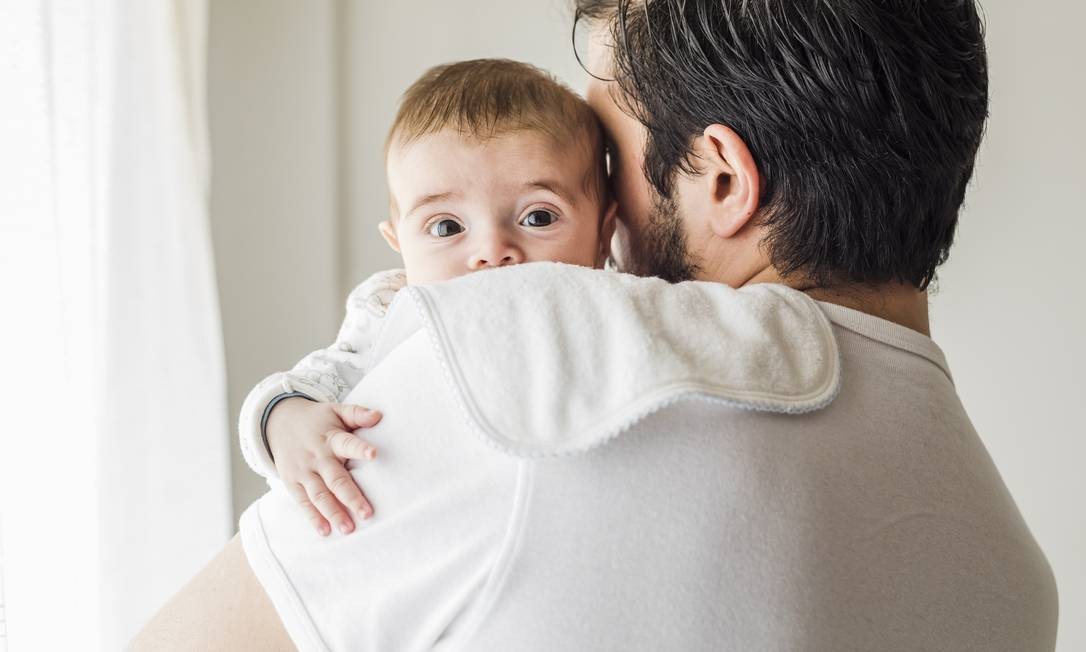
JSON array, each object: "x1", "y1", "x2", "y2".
[{"x1": 574, "y1": 0, "x2": 989, "y2": 290}]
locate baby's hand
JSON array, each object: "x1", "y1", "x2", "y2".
[{"x1": 265, "y1": 398, "x2": 383, "y2": 536}]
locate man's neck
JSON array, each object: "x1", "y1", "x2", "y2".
[{"x1": 741, "y1": 266, "x2": 931, "y2": 337}]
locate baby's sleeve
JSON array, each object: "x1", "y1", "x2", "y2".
[{"x1": 237, "y1": 268, "x2": 408, "y2": 481}]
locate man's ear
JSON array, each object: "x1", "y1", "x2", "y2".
[
  {"x1": 597, "y1": 199, "x2": 618, "y2": 268},
  {"x1": 695, "y1": 124, "x2": 761, "y2": 239},
  {"x1": 378, "y1": 219, "x2": 401, "y2": 253}
]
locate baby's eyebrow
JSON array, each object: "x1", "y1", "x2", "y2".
[
  {"x1": 404, "y1": 191, "x2": 460, "y2": 218},
  {"x1": 524, "y1": 180, "x2": 572, "y2": 202}
]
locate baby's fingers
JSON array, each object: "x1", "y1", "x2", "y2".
[
  {"x1": 330, "y1": 404, "x2": 383, "y2": 431},
  {"x1": 321, "y1": 461, "x2": 374, "y2": 522},
  {"x1": 301, "y1": 473, "x2": 356, "y2": 535},
  {"x1": 327, "y1": 429, "x2": 378, "y2": 461},
  {"x1": 285, "y1": 481, "x2": 331, "y2": 537}
]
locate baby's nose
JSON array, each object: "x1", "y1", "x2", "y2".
[{"x1": 468, "y1": 237, "x2": 524, "y2": 270}]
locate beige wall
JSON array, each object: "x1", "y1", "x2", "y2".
[
  {"x1": 929, "y1": 3, "x2": 1086, "y2": 650},
  {"x1": 209, "y1": 1, "x2": 1085, "y2": 649},
  {"x1": 208, "y1": 0, "x2": 341, "y2": 519}
]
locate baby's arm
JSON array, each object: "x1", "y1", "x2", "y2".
[
  {"x1": 238, "y1": 268, "x2": 406, "y2": 478},
  {"x1": 237, "y1": 268, "x2": 407, "y2": 533}
]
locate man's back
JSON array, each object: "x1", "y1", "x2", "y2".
[
  {"x1": 239, "y1": 265, "x2": 1057, "y2": 651},
  {"x1": 466, "y1": 300, "x2": 1057, "y2": 650}
]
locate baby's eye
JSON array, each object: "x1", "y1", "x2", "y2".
[
  {"x1": 520, "y1": 209, "x2": 557, "y2": 228},
  {"x1": 428, "y1": 218, "x2": 464, "y2": 238}
]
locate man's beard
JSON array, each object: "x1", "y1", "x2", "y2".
[{"x1": 613, "y1": 192, "x2": 700, "y2": 283}]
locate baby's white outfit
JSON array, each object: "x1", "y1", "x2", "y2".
[
  {"x1": 238, "y1": 262, "x2": 1057, "y2": 652},
  {"x1": 238, "y1": 268, "x2": 408, "y2": 480}
]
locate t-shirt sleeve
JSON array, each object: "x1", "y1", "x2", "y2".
[{"x1": 238, "y1": 330, "x2": 523, "y2": 652}]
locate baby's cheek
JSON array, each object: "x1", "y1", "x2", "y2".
[
  {"x1": 551, "y1": 232, "x2": 601, "y2": 269},
  {"x1": 402, "y1": 248, "x2": 465, "y2": 284}
]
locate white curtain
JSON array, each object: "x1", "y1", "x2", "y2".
[{"x1": 0, "y1": 1, "x2": 231, "y2": 649}]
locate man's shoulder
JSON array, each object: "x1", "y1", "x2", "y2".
[{"x1": 246, "y1": 327, "x2": 520, "y2": 650}]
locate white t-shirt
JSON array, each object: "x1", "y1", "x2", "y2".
[{"x1": 239, "y1": 263, "x2": 1057, "y2": 652}]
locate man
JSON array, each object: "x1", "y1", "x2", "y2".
[{"x1": 132, "y1": 1, "x2": 1058, "y2": 649}]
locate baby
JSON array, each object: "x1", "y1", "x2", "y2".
[{"x1": 238, "y1": 58, "x2": 615, "y2": 536}]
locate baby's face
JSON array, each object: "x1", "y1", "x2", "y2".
[{"x1": 381, "y1": 129, "x2": 614, "y2": 285}]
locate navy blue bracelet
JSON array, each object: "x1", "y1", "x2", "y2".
[{"x1": 260, "y1": 391, "x2": 316, "y2": 462}]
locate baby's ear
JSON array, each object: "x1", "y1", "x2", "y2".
[
  {"x1": 378, "y1": 219, "x2": 401, "y2": 253},
  {"x1": 597, "y1": 199, "x2": 618, "y2": 267}
]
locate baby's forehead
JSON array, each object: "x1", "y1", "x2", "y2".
[
  {"x1": 389, "y1": 128, "x2": 591, "y2": 163},
  {"x1": 387, "y1": 128, "x2": 600, "y2": 200}
]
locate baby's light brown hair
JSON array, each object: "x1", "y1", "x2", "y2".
[{"x1": 385, "y1": 59, "x2": 609, "y2": 213}]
